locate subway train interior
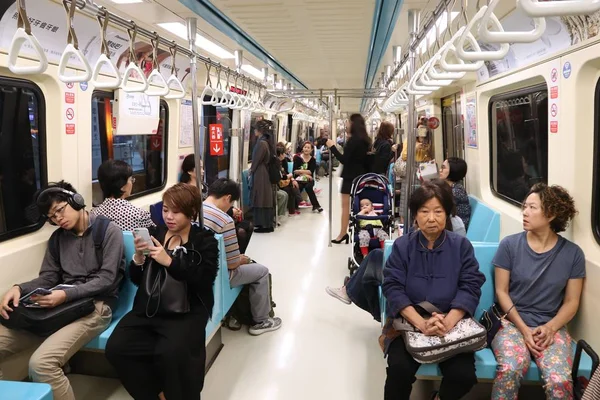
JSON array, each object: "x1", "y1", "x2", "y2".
[{"x1": 1, "y1": 0, "x2": 600, "y2": 399}]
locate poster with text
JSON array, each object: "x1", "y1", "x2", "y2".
[{"x1": 465, "y1": 95, "x2": 477, "y2": 149}]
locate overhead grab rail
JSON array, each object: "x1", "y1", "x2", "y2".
[
  {"x1": 518, "y1": 0, "x2": 600, "y2": 17},
  {"x1": 218, "y1": 67, "x2": 232, "y2": 108},
  {"x1": 164, "y1": 43, "x2": 186, "y2": 99},
  {"x1": 121, "y1": 23, "x2": 148, "y2": 92},
  {"x1": 455, "y1": 0, "x2": 510, "y2": 61},
  {"x1": 419, "y1": 40, "x2": 453, "y2": 87},
  {"x1": 145, "y1": 33, "x2": 170, "y2": 97},
  {"x1": 428, "y1": 3, "x2": 467, "y2": 80},
  {"x1": 212, "y1": 64, "x2": 226, "y2": 106},
  {"x1": 58, "y1": 0, "x2": 92, "y2": 83},
  {"x1": 9, "y1": 0, "x2": 48, "y2": 75},
  {"x1": 479, "y1": 0, "x2": 546, "y2": 43},
  {"x1": 200, "y1": 62, "x2": 217, "y2": 105},
  {"x1": 91, "y1": 9, "x2": 121, "y2": 89},
  {"x1": 440, "y1": 27, "x2": 485, "y2": 72}
]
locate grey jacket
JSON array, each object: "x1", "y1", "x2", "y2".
[{"x1": 18, "y1": 214, "x2": 125, "y2": 304}]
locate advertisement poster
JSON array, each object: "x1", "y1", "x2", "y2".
[
  {"x1": 465, "y1": 95, "x2": 477, "y2": 149},
  {"x1": 179, "y1": 100, "x2": 194, "y2": 148}
]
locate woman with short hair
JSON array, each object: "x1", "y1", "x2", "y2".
[
  {"x1": 106, "y1": 183, "x2": 219, "y2": 400},
  {"x1": 439, "y1": 157, "x2": 471, "y2": 228},
  {"x1": 381, "y1": 180, "x2": 485, "y2": 400},
  {"x1": 491, "y1": 183, "x2": 585, "y2": 400},
  {"x1": 91, "y1": 159, "x2": 155, "y2": 231}
]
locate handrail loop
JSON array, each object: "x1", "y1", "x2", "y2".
[
  {"x1": 145, "y1": 32, "x2": 170, "y2": 97},
  {"x1": 456, "y1": 5, "x2": 509, "y2": 61},
  {"x1": 479, "y1": 0, "x2": 546, "y2": 43},
  {"x1": 9, "y1": 0, "x2": 48, "y2": 75},
  {"x1": 518, "y1": 0, "x2": 600, "y2": 17},
  {"x1": 121, "y1": 23, "x2": 148, "y2": 92},
  {"x1": 165, "y1": 42, "x2": 186, "y2": 99},
  {"x1": 58, "y1": 0, "x2": 92, "y2": 83},
  {"x1": 90, "y1": 9, "x2": 121, "y2": 89}
]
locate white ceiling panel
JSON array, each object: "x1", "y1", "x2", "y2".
[{"x1": 210, "y1": 0, "x2": 376, "y2": 111}]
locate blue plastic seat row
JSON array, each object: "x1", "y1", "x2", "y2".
[{"x1": 380, "y1": 240, "x2": 594, "y2": 382}]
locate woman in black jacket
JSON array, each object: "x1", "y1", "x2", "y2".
[
  {"x1": 326, "y1": 113, "x2": 372, "y2": 244},
  {"x1": 373, "y1": 121, "x2": 394, "y2": 175},
  {"x1": 106, "y1": 183, "x2": 218, "y2": 400}
]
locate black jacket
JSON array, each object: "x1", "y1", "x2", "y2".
[
  {"x1": 129, "y1": 225, "x2": 219, "y2": 316},
  {"x1": 329, "y1": 137, "x2": 371, "y2": 181},
  {"x1": 372, "y1": 138, "x2": 392, "y2": 175}
]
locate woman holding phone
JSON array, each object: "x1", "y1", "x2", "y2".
[{"x1": 105, "y1": 184, "x2": 219, "y2": 400}]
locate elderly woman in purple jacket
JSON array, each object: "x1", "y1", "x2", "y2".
[{"x1": 380, "y1": 181, "x2": 485, "y2": 400}]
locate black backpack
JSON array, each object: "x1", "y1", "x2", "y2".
[
  {"x1": 267, "y1": 156, "x2": 281, "y2": 184},
  {"x1": 227, "y1": 272, "x2": 276, "y2": 326}
]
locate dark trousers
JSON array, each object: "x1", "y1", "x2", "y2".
[
  {"x1": 297, "y1": 180, "x2": 320, "y2": 208},
  {"x1": 280, "y1": 184, "x2": 302, "y2": 213},
  {"x1": 106, "y1": 311, "x2": 208, "y2": 400},
  {"x1": 385, "y1": 337, "x2": 477, "y2": 400},
  {"x1": 345, "y1": 248, "x2": 384, "y2": 322},
  {"x1": 236, "y1": 220, "x2": 253, "y2": 254}
]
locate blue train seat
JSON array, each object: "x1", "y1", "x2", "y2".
[
  {"x1": 380, "y1": 240, "x2": 595, "y2": 381},
  {"x1": 149, "y1": 201, "x2": 164, "y2": 226},
  {"x1": 242, "y1": 169, "x2": 250, "y2": 208},
  {"x1": 85, "y1": 231, "x2": 137, "y2": 350},
  {"x1": 0, "y1": 382, "x2": 52, "y2": 400},
  {"x1": 466, "y1": 195, "x2": 500, "y2": 243}
]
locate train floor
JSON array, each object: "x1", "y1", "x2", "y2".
[{"x1": 68, "y1": 176, "x2": 547, "y2": 399}]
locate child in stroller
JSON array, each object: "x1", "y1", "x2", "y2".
[{"x1": 357, "y1": 198, "x2": 389, "y2": 256}]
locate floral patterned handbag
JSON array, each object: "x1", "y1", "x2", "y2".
[{"x1": 393, "y1": 301, "x2": 487, "y2": 364}]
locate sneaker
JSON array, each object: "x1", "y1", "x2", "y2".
[
  {"x1": 298, "y1": 201, "x2": 311, "y2": 209},
  {"x1": 289, "y1": 211, "x2": 301, "y2": 217},
  {"x1": 225, "y1": 316, "x2": 242, "y2": 331},
  {"x1": 249, "y1": 317, "x2": 282, "y2": 336},
  {"x1": 325, "y1": 286, "x2": 351, "y2": 304}
]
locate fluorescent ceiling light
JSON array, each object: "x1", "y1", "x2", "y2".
[
  {"x1": 157, "y1": 22, "x2": 235, "y2": 59},
  {"x1": 241, "y1": 64, "x2": 265, "y2": 80},
  {"x1": 111, "y1": 0, "x2": 143, "y2": 3}
]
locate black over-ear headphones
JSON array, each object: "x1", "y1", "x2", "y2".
[{"x1": 36, "y1": 187, "x2": 86, "y2": 214}]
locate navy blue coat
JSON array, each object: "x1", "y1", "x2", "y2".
[{"x1": 382, "y1": 230, "x2": 485, "y2": 318}]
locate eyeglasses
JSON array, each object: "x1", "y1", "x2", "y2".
[{"x1": 46, "y1": 203, "x2": 68, "y2": 221}]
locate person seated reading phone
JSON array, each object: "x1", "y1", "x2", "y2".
[{"x1": 0, "y1": 181, "x2": 125, "y2": 400}]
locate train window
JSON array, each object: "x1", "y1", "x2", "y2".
[
  {"x1": 592, "y1": 78, "x2": 600, "y2": 244},
  {"x1": 489, "y1": 85, "x2": 548, "y2": 206},
  {"x1": 0, "y1": 80, "x2": 46, "y2": 242},
  {"x1": 91, "y1": 92, "x2": 168, "y2": 205}
]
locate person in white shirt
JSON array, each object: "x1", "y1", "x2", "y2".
[{"x1": 91, "y1": 160, "x2": 155, "y2": 231}]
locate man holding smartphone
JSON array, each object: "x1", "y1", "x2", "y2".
[
  {"x1": 203, "y1": 178, "x2": 282, "y2": 336},
  {"x1": 0, "y1": 181, "x2": 125, "y2": 400}
]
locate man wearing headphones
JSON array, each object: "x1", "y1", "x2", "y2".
[{"x1": 0, "y1": 181, "x2": 125, "y2": 400}]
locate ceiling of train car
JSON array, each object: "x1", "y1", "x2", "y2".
[{"x1": 207, "y1": 0, "x2": 376, "y2": 112}]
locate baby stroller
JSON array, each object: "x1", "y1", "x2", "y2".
[{"x1": 347, "y1": 173, "x2": 393, "y2": 275}]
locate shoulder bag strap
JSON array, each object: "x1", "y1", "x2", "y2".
[{"x1": 502, "y1": 238, "x2": 566, "y2": 317}]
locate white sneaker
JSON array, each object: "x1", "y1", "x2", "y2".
[
  {"x1": 249, "y1": 317, "x2": 283, "y2": 336},
  {"x1": 325, "y1": 286, "x2": 351, "y2": 304}
]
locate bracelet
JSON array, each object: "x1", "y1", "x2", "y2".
[{"x1": 133, "y1": 254, "x2": 146, "y2": 266}]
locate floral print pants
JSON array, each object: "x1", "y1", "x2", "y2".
[{"x1": 491, "y1": 320, "x2": 573, "y2": 400}]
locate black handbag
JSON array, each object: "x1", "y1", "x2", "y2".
[
  {"x1": 142, "y1": 235, "x2": 198, "y2": 317},
  {"x1": 479, "y1": 239, "x2": 566, "y2": 346},
  {"x1": 0, "y1": 297, "x2": 95, "y2": 337}
]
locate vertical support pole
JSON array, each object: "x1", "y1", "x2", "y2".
[
  {"x1": 234, "y1": 50, "x2": 243, "y2": 73},
  {"x1": 187, "y1": 17, "x2": 203, "y2": 229},
  {"x1": 328, "y1": 94, "x2": 334, "y2": 247},
  {"x1": 402, "y1": 9, "x2": 420, "y2": 233}
]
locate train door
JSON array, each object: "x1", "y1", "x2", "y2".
[
  {"x1": 441, "y1": 93, "x2": 464, "y2": 160},
  {"x1": 202, "y1": 101, "x2": 233, "y2": 188}
]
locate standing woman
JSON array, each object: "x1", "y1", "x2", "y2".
[
  {"x1": 326, "y1": 114, "x2": 372, "y2": 244},
  {"x1": 105, "y1": 184, "x2": 219, "y2": 400},
  {"x1": 250, "y1": 120, "x2": 275, "y2": 233},
  {"x1": 372, "y1": 121, "x2": 394, "y2": 175}
]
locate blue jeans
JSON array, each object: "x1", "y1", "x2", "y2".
[{"x1": 345, "y1": 249, "x2": 384, "y2": 322}]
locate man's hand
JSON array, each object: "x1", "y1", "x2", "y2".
[
  {"x1": 31, "y1": 290, "x2": 67, "y2": 309},
  {"x1": 0, "y1": 286, "x2": 21, "y2": 319}
]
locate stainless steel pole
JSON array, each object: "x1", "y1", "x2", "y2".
[
  {"x1": 187, "y1": 17, "x2": 204, "y2": 229},
  {"x1": 328, "y1": 95, "x2": 334, "y2": 247},
  {"x1": 402, "y1": 9, "x2": 420, "y2": 233}
]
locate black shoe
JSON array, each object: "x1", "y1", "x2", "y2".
[
  {"x1": 313, "y1": 206, "x2": 323, "y2": 213},
  {"x1": 331, "y1": 233, "x2": 349, "y2": 244},
  {"x1": 255, "y1": 227, "x2": 274, "y2": 233}
]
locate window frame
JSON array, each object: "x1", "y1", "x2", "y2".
[
  {"x1": 488, "y1": 83, "x2": 548, "y2": 207},
  {"x1": 591, "y1": 78, "x2": 600, "y2": 244},
  {"x1": 0, "y1": 77, "x2": 47, "y2": 243},
  {"x1": 91, "y1": 90, "x2": 169, "y2": 201}
]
